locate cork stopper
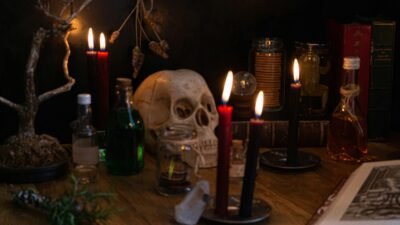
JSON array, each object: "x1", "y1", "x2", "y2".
[
  {"x1": 77, "y1": 93, "x2": 91, "y2": 105},
  {"x1": 232, "y1": 139, "x2": 243, "y2": 149},
  {"x1": 343, "y1": 57, "x2": 360, "y2": 70},
  {"x1": 116, "y1": 77, "x2": 132, "y2": 87}
]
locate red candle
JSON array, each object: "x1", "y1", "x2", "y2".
[
  {"x1": 287, "y1": 59, "x2": 301, "y2": 165},
  {"x1": 95, "y1": 32, "x2": 110, "y2": 130},
  {"x1": 239, "y1": 91, "x2": 264, "y2": 217},
  {"x1": 215, "y1": 71, "x2": 233, "y2": 217}
]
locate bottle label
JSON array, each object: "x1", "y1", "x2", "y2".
[{"x1": 73, "y1": 138, "x2": 99, "y2": 165}]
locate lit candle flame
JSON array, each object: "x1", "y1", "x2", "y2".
[
  {"x1": 100, "y1": 33, "x2": 106, "y2": 51},
  {"x1": 87, "y1": 27, "x2": 94, "y2": 50},
  {"x1": 293, "y1": 58, "x2": 300, "y2": 83},
  {"x1": 222, "y1": 71, "x2": 233, "y2": 104},
  {"x1": 255, "y1": 91, "x2": 264, "y2": 119}
]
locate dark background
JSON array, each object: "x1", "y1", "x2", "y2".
[{"x1": 0, "y1": 0, "x2": 399, "y2": 143}]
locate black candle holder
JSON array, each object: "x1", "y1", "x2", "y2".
[
  {"x1": 260, "y1": 82, "x2": 320, "y2": 170},
  {"x1": 259, "y1": 148, "x2": 320, "y2": 170},
  {"x1": 201, "y1": 196, "x2": 271, "y2": 224}
]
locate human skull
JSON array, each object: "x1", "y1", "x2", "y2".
[{"x1": 133, "y1": 69, "x2": 218, "y2": 168}]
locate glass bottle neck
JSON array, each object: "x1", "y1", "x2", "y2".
[
  {"x1": 343, "y1": 68, "x2": 358, "y2": 87},
  {"x1": 76, "y1": 104, "x2": 94, "y2": 134},
  {"x1": 341, "y1": 68, "x2": 360, "y2": 96},
  {"x1": 115, "y1": 87, "x2": 133, "y2": 107}
]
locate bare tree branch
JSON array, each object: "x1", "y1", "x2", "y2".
[
  {"x1": 38, "y1": 31, "x2": 75, "y2": 103},
  {"x1": 38, "y1": 0, "x2": 92, "y2": 25},
  {"x1": 59, "y1": 0, "x2": 73, "y2": 17},
  {"x1": 37, "y1": 0, "x2": 66, "y2": 24},
  {"x1": 0, "y1": 96, "x2": 22, "y2": 112},
  {"x1": 26, "y1": 28, "x2": 47, "y2": 105},
  {"x1": 66, "y1": 0, "x2": 92, "y2": 23},
  {"x1": 38, "y1": 78, "x2": 75, "y2": 103}
]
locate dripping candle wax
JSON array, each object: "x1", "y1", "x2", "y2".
[
  {"x1": 287, "y1": 59, "x2": 301, "y2": 165},
  {"x1": 215, "y1": 71, "x2": 233, "y2": 217},
  {"x1": 95, "y1": 32, "x2": 110, "y2": 130},
  {"x1": 239, "y1": 91, "x2": 264, "y2": 218}
]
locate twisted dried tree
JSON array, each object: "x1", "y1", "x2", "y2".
[{"x1": 0, "y1": 0, "x2": 92, "y2": 168}]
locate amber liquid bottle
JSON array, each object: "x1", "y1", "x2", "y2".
[{"x1": 327, "y1": 57, "x2": 367, "y2": 162}]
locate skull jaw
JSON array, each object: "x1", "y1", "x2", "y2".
[
  {"x1": 144, "y1": 130, "x2": 218, "y2": 168},
  {"x1": 184, "y1": 151, "x2": 217, "y2": 168}
]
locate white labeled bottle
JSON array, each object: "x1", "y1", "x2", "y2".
[{"x1": 72, "y1": 93, "x2": 99, "y2": 183}]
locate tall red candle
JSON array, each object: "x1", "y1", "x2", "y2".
[
  {"x1": 95, "y1": 32, "x2": 110, "y2": 130},
  {"x1": 287, "y1": 59, "x2": 301, "y2": 165},
  {"x1": 215, "y1": 71, "x2": 233, "y2": 217},
  {"x1": 239, "y1": 91, "x2": 264, "y2": 217}
]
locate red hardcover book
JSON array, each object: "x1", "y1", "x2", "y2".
[{"x1": 327, "y1": 21, "x2": 372, "y2": 119}]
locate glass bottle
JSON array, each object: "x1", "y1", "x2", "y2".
[
  {"x1": 299, "y1": 43, "x2": 320, "y2": 96},
  {"x1": 156, "y1": 124, "x2": 196, "y2": 196},
  {"x1": 327, "y1": 56, "x2": 367, "y2": 163},
  {"x1": 106, "y1": 78, "x2": 144, "y2": 175},
  {"x1": 249, "y1": 37, "x2": 285, "y2": 112},
  {"x1": 72, "y1": 93, "x2": 99, "y2": 184},
  {"x1": 229, "y1": 139, "x2": 246, "y2": 181}
]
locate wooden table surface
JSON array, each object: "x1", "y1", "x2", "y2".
[{"x1": 1, "y1": 141, "x2": 400, "y2": 225}]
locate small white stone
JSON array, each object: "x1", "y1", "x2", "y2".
[{"x1": 174, "y1": 180, "x2": 209, "y2": 225}]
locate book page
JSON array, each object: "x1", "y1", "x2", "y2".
[{"x1": 314, "y1": 160, "x2": 400, "y2": 225}]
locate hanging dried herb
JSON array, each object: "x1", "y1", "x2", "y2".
[{"x1": 109, "y1": 0, "x2": 169, "y2": 78}]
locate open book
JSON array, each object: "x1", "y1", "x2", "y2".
[{"x1": 312, "y1": 160, "x2": 400, "y2": 225}]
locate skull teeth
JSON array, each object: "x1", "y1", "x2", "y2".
[{"x1": 191, "y1": 139, "x2": 218, "y2": 153}]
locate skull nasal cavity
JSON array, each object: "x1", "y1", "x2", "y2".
[
  {"x1": 174, "y1": 99, "x2": 194, "y2": 119},
  {"x1": 196, "y1": 109, "x2": 209, "y2": 126}
]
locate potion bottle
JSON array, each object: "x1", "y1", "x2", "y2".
[
  {"x1": 106, "y1": 78, "x2": 144, "y2": 175},
  {"x1": 327, "y1": 57, "x2": 367, "y2": 162}
]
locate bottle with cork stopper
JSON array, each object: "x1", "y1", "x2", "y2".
[
  {"x1": 106, "y1": 77, "x2": 145, "y2": 175},
  {"x1": 327, "y1": 56, "x2": 368, "y2": 163}
]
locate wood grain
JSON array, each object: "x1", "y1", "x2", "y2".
[{"x1": 1, "y1": 142, "x2": 399, "y2": 225}]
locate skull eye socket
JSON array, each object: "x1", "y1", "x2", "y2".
[
  {"x1": 201, "y1": 94, "x2": 216, "y2": 114},
  {"x1": 174, "y1": 99, "x2": 194, "y2": 119},
  {"x1": 196, "y1": 109, "x2": 209, "y2": 126}
]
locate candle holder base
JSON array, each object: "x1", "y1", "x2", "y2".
[
  {"x1": 260, "y1": 149, "x2": 320, "y2": 170},
  {"x1": 201, "y1": 196, "x2": 271, "y2": 224}
]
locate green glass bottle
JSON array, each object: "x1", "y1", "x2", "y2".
[{"x1": 106, "y1": 78, "x2": 144, "y2": 175}]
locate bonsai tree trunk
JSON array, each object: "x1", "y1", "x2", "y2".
[{"x1": 0, "y1": 0, "x2": 92, "y2": 168}]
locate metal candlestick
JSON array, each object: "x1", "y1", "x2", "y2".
[
  {"x1": 202, "y1": 196, "x2": 271, "y2": 224},
  {"x1": 260, "y1": 82, "x2": 320, "y2": 170},
  {"x1": 260, "y1": 149, "x2": 320, "y2": 170}
]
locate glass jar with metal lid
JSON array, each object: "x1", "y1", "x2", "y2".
[{"x1": 249, "y1": 38, "x2": 285, "y2": 112}]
